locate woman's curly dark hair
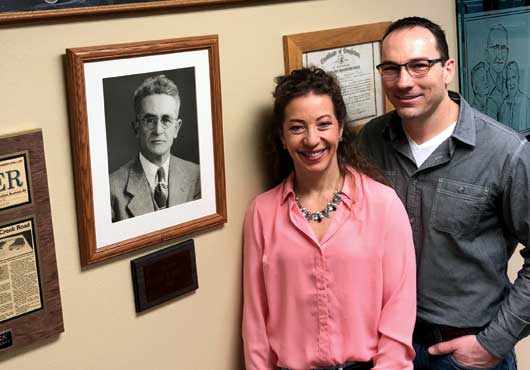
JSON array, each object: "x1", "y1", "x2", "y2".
[{"x1": 266, "y1": 67, "x2": 383, "y2": 185}]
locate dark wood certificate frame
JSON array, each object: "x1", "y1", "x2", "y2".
[
  {"x1": 66, "y1": 35, "x2": 226, "y2": 266},
  {"x1": 0, "y1": 0, "x2": 264, "y2": 25}
]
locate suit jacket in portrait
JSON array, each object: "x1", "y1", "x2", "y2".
[{"x1": 109, "y1": 154, "x2": 201, "y2": 222}]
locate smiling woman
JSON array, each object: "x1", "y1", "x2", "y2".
[
  {"x1": 242, "y1": 67, "x2": 417, "y2": 370},
  {"x1": 281, "y1": 93, "x2": 343, "y2": 184}
]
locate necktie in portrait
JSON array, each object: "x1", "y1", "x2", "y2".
[{"x1": 154, "y1": 167, "x2": 168, "y2": 209}]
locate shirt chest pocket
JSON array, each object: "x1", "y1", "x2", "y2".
[{"x1": 430, "y1": 178, "x2": 489, "y2": 238}]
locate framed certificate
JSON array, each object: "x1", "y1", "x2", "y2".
[{"x1": 283, "y1": 22, "x2": 392, "y2": 127}]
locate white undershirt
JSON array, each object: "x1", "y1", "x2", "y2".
[
  {"x1": 139, "y1": 153, "x2": 170, "y2": 192},
  {"x1": 405, "y1": 122, "x2": 457, "y2": 167}
]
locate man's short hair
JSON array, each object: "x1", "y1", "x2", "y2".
[
  {"x1": 506, "y1": 60, "x2": 519, "y2": 77},
  {"x1": 134, "y1": 74, "x2": 180, "y2": 118},
  {"x1": 382, "y1": 16, "x2": 449, "y2": 61},
  {"x1": 487, "y1": 24, "x2": 508, "y2": 45}
]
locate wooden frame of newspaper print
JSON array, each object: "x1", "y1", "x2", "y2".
[{"x1": 0, "y1": 129, "x2": 63, "y2": 353}]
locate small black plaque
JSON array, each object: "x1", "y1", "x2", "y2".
[
  {"x1": 0, "y1": 329, "x2": 13, "y2": 350},
  {"x1": 131, "y1": 239, "x2": 198, "y2": 313}
]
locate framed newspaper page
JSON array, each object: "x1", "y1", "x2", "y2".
[
  {"x1": 65, "y1": 35, "x2": 226, "y2": 266},
  {"x1": 0, "y1": 129, "x2": 63, "y2": 352},
  {"x1": 0, "y1": 0, "x2": 266, "y2": 25},
  {"x1": 283, "y1": 22, "x2": 392, "y2": 128}
]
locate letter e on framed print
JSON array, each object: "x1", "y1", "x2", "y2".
[{"x1": 65, "y1": 36, "x2": 227, "y2": 266}]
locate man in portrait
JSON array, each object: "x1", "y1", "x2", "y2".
[
  {"x1": 484, "y1": 23, "x2": 509, "y2": 120},
  {"x1": 109, "y1": 74, "x2": 201, "y2": 223},
  {"x1": 500, "y1": 60, "x2": 530, "y2": 134}
]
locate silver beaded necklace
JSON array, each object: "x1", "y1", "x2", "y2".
[{"x1": 295, "y1": 189, "x2": 342, "y2": 223}]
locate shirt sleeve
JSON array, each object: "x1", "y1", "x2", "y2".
[
  {"x1": 477, "y1": 140, "x2": 530, "y2": 358},
  {"x1": 242, "y1": 199, "x2": 277, "y2": 370},
  {"x1": 373, "y1": 195, "x2": 416, "y2": 370}
]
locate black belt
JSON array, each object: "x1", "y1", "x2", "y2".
[
  {"x1": 316, "y1": 360, "x2": 373, "y2": 370},
  {"x1": 413, "y1": 319, "x2": 484, "y2": 347},
  {"x1": 280, "y1": 360, "x2": 373, "y2": 370}
]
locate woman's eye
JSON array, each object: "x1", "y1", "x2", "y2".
[
  {"x1": 288, "y1": 125, "x2": 304, "y2": 133},
  {"x1": 318, "y1": 121, "x2": 332, "y2": 128}
]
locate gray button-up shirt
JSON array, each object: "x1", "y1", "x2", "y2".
[{"x1": 359, "y1": 92, "x2": 530, "y2": 358}]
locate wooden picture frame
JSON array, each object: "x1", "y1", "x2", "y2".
[
  {"x1": 0, "y1": 0, "x2": 263, "y2": 24},
  {"x1": 0, "y1": 130, "x2": 63, "y2": 352},
  {"x1": 65, "y1": 35, "x2": 226, "y2": 266},
  {"x1": 283, "y1": 22, "x2": 393, "y2": 127}
]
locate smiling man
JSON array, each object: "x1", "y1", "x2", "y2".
[
  {"x1": 109, "y1": 74, "x2": 201, "y2": 222},
  {"x1": 359, "y1": 17, "x2": 530, "y2": 370}
]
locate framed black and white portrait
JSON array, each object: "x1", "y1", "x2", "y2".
[{"x1": 66, "y1": 36, "x2": 226, "y2": 266}]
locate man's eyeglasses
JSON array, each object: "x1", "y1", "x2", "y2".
[
  {"x1": 376, "y1": 58, "x2": 448, "y2": 81},
  {"x1": 137, "y1": 115, "x2": 178, "y2": 130},
  {"x1": 488, "y1": 44, "x2": 509, "y2": 53}
]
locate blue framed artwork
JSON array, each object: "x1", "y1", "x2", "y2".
[
  {"x1": 457, "y1": 0, "x2": 530, "y2": 136},
  {"x1": 0, "y1": 0, "x2": 259, "y2": 24}
]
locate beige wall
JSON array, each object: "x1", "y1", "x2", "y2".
[{"x1": 0, "y1": 0, "x2": 527, "y2": 369}]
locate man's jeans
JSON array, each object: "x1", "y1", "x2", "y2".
[{"x1": 413, "y1": 341, "x2": 517, "y2": 370}]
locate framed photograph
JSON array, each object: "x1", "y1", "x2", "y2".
[
  {"x1": 131, "y1": 239, "x2": 198, "y2": 313},
  {"x1": 66, "y1": 35, "x2": 226, "y2": 266},
  {"x1": 283, "y1": 22, "x2": 392, "y2": 128},
  {"x1": 0, "y1": 130, "x2": 63, "y2": 352},
  {"x1": 0, "y1": 0, "x2": 263, "y2": 24},
  {"x1": 457, "y1": 0, "x2": 530, "y2": 138}
]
